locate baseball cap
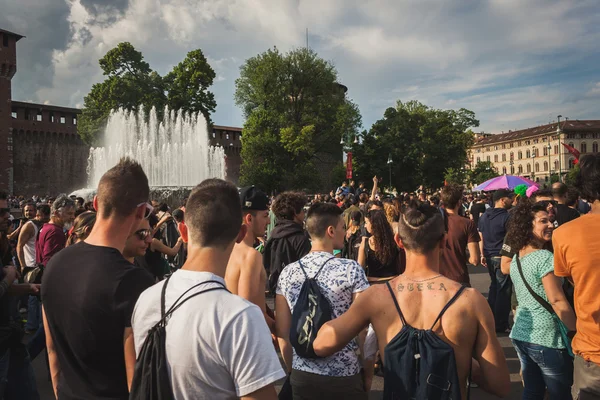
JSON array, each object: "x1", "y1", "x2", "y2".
[
  {"x1": 493, "y1": 189, "x2": 515, "y2": 202},
  {"x1": 239, "y1": 186, "x2": 269, "y2": 211}
]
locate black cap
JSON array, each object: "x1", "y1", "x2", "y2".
[
  {"x1": 493, "y1": 189, "x2": 515, "y2": 202},
  {"x1": 239, "y1": 186, "x2": 269, "y2": 211}
]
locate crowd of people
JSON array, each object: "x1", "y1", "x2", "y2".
[{"x1": 0, "y1": 157, "x2": 598, "y2": 400}]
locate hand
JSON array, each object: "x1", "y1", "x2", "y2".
[
  {"x1": 29, "y1": 284, "x2": 41, "y2": 294},
  {"x1": 372, "y1": 176, "x2": 378, "y2": 183},
  {"x1": 480, "y1": 255, "x2": 487, "y2": 268},
  {"x1": 3, "y1": 265, "x2": 19, "y2": 281}
]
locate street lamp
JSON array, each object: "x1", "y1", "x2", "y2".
[
  {"x1": 532, "y1": 145, "x2": 536, "y2": 181},
  {"x1": 509, "y1": 158, "x2": 514, "y2": 175},
  {"x1": 387, "y1": 153, "x2": 393, "y2": 188},
  {"x1": 547, "y1": 142, "x2": 552, "y2": 182},
  {"x1": 557, "y1": 115, "x2": 563, "y2": 182}
]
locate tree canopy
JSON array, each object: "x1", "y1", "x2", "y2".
[
  {"x1": 234, "y1": 47, "x2": 361, "y2": 193},
  {"x1": 350, "y1": 100, "x2": 478, "y2": 191},
  {"x1": 79, "y1": 43, "x2": 216, "y2": 145},
  {"x1": 469, "y1": 160, "x2": 500, "y2": 187}
]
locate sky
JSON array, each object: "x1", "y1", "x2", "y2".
[{"x1": 1, "y1": 0, "x2": 599, "y2": 134}]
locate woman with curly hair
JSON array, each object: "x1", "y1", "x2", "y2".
[
  {"x1": 506, "y1": 199, "x2": 576, "y2": 399},
  {"x1": 358, "y1": 209, "x2": 404, "y2": 283},
  {"x1": 66, "y1": 211, "x2": 96, "y2": 247},
  {"x1": 383, "y1": 198, "x2": 399, "y2": 225}
]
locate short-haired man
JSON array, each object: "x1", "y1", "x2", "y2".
[
  {"x1": 313, "y1": 204, "x2": 510, "y2": 399},
  {"x1": 439, "y1": 184, "x2": 480, "y2": 286},
  {"x1": 553, "y1": 154, "x2": 600, "y2": 398},
  {"x1": 478, "y1": 189, "x2": 514, "y2": 333},
  {"x1": 552, "y1": 182, "x2": 580, "y2": 226},
  {"x1": 7, "y1": 202, "x2": 36, "y2": 242},
  {"x1": 42, "y1": 158, "x2": 155, "y2": 399},
  {"x1": 36, "y1": 195, "x2": 75, "y2": 267},
  {"x1": 275, "y1": 202, "x2": 369, "y2": 399},
  {"x1": 264, "y1": 192, "x2": 311, "y2": 294},
  {"x1": 123, "y1": 219, "x2": 153, "y2": 265},
  {"x1": 225, "y1": 186, "x2": 274, "y2": 332},
  {"x1": 133, "y1": 179, "x2": 285, "y2": 399}
]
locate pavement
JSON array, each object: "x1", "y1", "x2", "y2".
[{"x1": 31, "y1": 263, "x2": 524, "y2": 399}]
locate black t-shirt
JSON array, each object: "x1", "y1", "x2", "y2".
[
  {"x1": 41, "y1": 242, "x2": 154, "y2": 400},
  {"x1": 554, "y1": 203, "x2": 580, "y2": 227},
  {"x1": 470, "y1": 203, "x2": 487, "y2": 227}
]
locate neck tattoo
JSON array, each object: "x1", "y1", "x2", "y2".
[{"x1": 404, "y1": 274, "x2": 442, "y2": 282}]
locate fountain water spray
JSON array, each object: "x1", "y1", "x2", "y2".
[{"x1": 87, "y1": 107, "x2": 226, "y2": 189}]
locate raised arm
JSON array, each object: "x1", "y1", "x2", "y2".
[
  {"x1": 471, "y1": 291, "x2": 510, "y2": 397},
  {"x1": 151, "y1": 237, "x2": 183, "y2": 258},
  {"x1": 370, "y1": 176, "x2": 378, "y2": 201},
  {"x1": 542, "y1": 272, "x2": 576, "y2": 332}
]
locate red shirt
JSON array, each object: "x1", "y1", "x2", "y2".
[{"x1": 36, "y1": 223, "x2": 67, "y2": 265}]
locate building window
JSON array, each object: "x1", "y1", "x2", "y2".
[
  {"x1": 593, "y1": 133, "x2": 598, "y2": 139},
  {"x1": 510, "y1": 143, "x2": 514, "y2": 148},
  {"x1": 502, "y1": 144, "x2": 506, "y2": 149},
  {"x1": 535, "y1": 163, "x2": 539, "y2": 172},
  {"x1": 581, "y1": 142, "x2": 587, "y2": 153},
  {"x1": 502, "y1": 167, "x2": 507, "y2": 174},
  {"x1": 11, "y1": 111, "x2": 17, "y2": 119},
  {"x1": 534, "y1": 139, "x2": 539, "y2": 144},
  {"x1": 594, "y1": 142, "x2": 598, "y2": 153},
  {"x1": 502, "y1": 153, "x2": 506, "y2": 162},
  {"x1": 476, "y1": 157, "x2": 480, "y2": 163},
  {"x1": 494, "y1": 155, "x2": 498, "y2": 162},
  {"x1": 518, "y1": 165, "x2": 523, "y2": 174},
  {"x1": 527, "y1": 164, "x2": 531, "y2": 173},
  {"x1": 569, "y1": 158, "x2": 576, "y2": 169},
  {"x1": 554, "y1": 145, "x2": 558, "y2": 154},
  {"x1": 494, "y1": 146, "x2": 498, "y2": 151},
  {"x1": 37, "y1": 113, "x2": 42, "y2": 122},
  {"x1": 554, "y1": 160, "x2": 559, "y2": 171},
  {"x1": 569, "y1": 142, "x2": 575, "y2": 149},
  {"x1": 486, "y1": 156, "x2": 490, "y2": 162},
  {"x1": 518, "y1": 151, "x2": 523, "y2": 160},
  {"x1": 545, "y1": 176, "x2": 549, "y2": 182},
  {"x1": 50, "y1": 113, "x2": 55, "y2": 123},
  {"x1": 212, "y1": 132, "x2": 215, "y2": 139},
  {"x1": 544, "y1": 161, "x2": 548, "y2": 171},
  {"x1": 60, "y1": 116, "x2": 66, "y2": 124},
  {"x1": 526, "y1": 150, "x2": 531, "y2": 158},
  {"x1": 73, "y1": 116, "x2": 77, "y2": 125},
  {"x1": 543, "y1": 146, "x2": 548, "y2": 156}
]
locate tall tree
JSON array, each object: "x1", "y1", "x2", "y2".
[
  {"x1": 469, "y1": 161, "x2": 500, "y2": 187},
  {"x1": 79, "y1": 43, "x2": 216, "y2": 145},
  {"x1": 235, "y1": 47, "x2": 361, "y2": 193},
  {"x1": 351, "y1": 101, "x2": 478, "y2": 191}
]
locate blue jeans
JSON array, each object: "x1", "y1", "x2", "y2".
[
  {"x1": 24, "y1": 297, "x2": 41, "y2": 332},
  {"x1": 0, "y1": 345, "x2": 40, "y2": 400},
  {"x1": 512, "y1": 339, "x2": 573, "y2": 400},
  {"x1": 486, "y1": 256, "x2": 512, "y2": 331}
]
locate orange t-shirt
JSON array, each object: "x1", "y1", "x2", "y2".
[
  {"x1": 553, "y1": 214, "x2": 600, "y2": 365},
  {"x1": 177, "y1": 221, "x2": 188, "y2": 243}
]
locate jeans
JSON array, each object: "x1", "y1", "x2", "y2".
[
  {"x1": 512, "y1": 339, "x2": 573, "y2": 400},
  {"x1": 486, "y1": 256, "x2": 512, "y2": 331},
  {"x1": 24, "y1": 297, "x2": 41, "y2": 332},
  {"x1": 0, "y1": 344, "x2": 40, "y2": 400}
]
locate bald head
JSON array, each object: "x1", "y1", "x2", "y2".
[{"x1": 552, "y1": 182, "x2": 568, "y2": 203}]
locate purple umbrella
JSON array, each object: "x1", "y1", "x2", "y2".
[{"x1": 473, "y1": 175, "x2": 539, "y2": 191}]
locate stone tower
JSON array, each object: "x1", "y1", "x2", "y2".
[{"x1": 0, "y1": 29, "x2": 23, "y2": 194}]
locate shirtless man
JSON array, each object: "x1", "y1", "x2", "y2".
[
  {"x1": 313, "y1": 203, "x2": 510, "y2": 399},
  {"x1": 225, "y1": 186, "x2": 274, "y2": 332}
]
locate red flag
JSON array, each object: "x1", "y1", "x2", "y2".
[
  {"x1": 346, "y1": 152, "x2": 353, "y2": 179},
  {"x1": 562, "y1": 142, "x2": 581, "y2": 160}
]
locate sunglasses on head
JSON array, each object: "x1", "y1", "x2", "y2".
[
  {"x1": 134, "y1": 229, "x2": 152, "y2": 241},
  {"x1": 136, "y1": 202, "x2": 154, "y2": 219}
]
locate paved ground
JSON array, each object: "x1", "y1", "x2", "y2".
[{"x1": 31, "y1": 264, "x2": 524, "y2": 399}]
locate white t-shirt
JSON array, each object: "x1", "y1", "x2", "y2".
[
  {"x1": 276, "y1": 251, "x2": 369, "y2": 377},
  {"x1": 132, "y1": 270, "x2": 285, "y2": 399}
]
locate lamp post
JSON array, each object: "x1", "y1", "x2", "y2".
[
  {"x1": 547, "y1": 142, "x2": 552, "y2": 183},
  {"x1": 531, "y1": 145, "x2": 537, "y2": 181},
  {"x1": 387, "y1": 153, "x2": 393, "y2": 188},
  {"x1": 557, "y1": 115, "x2": 563, "y2": 182},
  {"x1": 509, "y1": 158, "x2": 514, "y2": 175}
]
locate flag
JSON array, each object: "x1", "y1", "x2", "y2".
[
  {"x1": 562, "y1": 142, "x2": 581, "y2": 161},
  {"x1": 346, "y1": 152, "x2": 353, "y2": 179}
]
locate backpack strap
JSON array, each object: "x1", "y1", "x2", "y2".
[
  {"x1": 430, "y1": 285, "x2": 467, "y2": 330},
  {"x1": 160, "y1": 274, "x2": 172, "y2": 318},
  {"x1": 385, "y1": 281, "x2": 407, "y2": 326},
  {"x1": 298, "y1": 256, "x2": 336, "y2": 280}
]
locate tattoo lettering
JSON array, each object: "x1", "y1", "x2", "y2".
[
  {"x1": 397, "y1": 283, "x2": 404, "y2": 292},
  {"x1": 417, "y1": 283, "x2": 423, "y2": 291},
  {"x1": 408, "y1": 283, "x2": 414, "y2": 291},
  {"x1": 439, "y1": 283, "x2": 447, "y2": 291},
  {"x1": 427, "y1": 282, "x2": 435, "y2": 290}
]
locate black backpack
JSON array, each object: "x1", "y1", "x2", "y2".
[
  {"x1": 289, "y1": 257, "x2": 335, "y2": 359},
  {"x1": 129, "y1": 276, "x2": 227, "y2": 400},
  {"x1": 382, "y1": 281, "x2": 470, "y2": 400}
]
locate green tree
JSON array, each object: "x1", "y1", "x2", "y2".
[
  {"x1": 469, "y1": 161, "x2": 500, "y2": 187},
  {"x1": 565, "y1": 164, "x2": 580, "y2": 186},
  {"x1": 444, "y1": 167, "x2": 468, "y2": 185},
  {"x1": 351, "y1": 101, "x2": 477, "y2": 191},
  {"x1": 79, "y1": 43, "x2": 216, "y2": 145},
  {"x1": 235, "y1": 47, "x2": 361, "y2": 192}
]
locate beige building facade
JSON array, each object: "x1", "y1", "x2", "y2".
[{"x1": 469, "y1": 120, "x2": 600, "y2": 184}]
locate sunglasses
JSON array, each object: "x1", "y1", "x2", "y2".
[
  {"x1": 137, "y1": 202, "x2": 154, "y2": 219},
  {"x1": 134, "y1": 229, "x2": 152, "y2": 241}
]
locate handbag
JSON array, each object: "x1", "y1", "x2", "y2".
[
  {"x1": 22, "y1": 263, "x2": 44, "y2": 284},
  {"x1": 515, "y1": 254, "x2": 574, "y2": 357}
]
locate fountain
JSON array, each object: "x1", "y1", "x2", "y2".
[{"x1": 83, "y1": 107, "x2": 226, "y2": 204}]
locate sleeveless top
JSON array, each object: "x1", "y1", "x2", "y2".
[
  {"x1": 365, "y1": 241, "x2": 404, "y2": 278},
  {"x1": 383, "y1": 282, "x2": 468, "y2": 400},
  {"x1": 23, "y1": 221, "x2": 39, "y2": 267}
]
